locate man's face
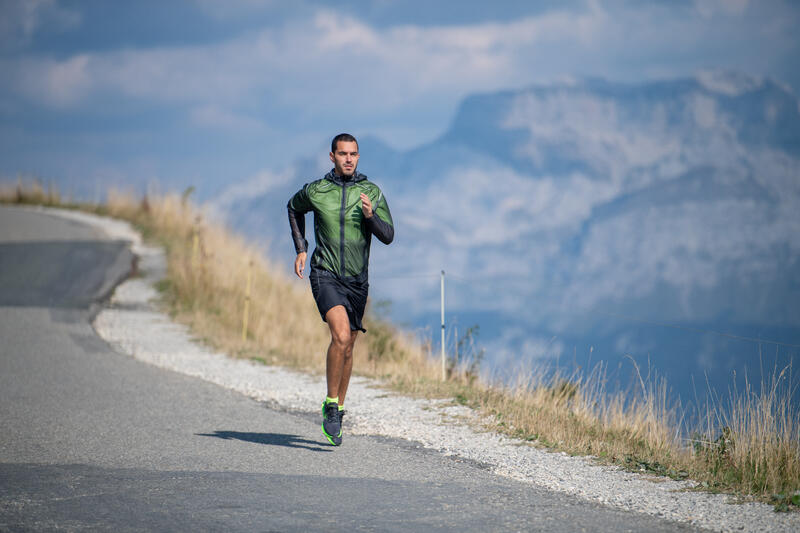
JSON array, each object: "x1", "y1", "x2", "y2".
[{"x1": 330, "y1": 141, "x2": 359, "y2": 177}]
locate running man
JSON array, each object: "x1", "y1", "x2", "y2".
[{"x1": 287, "y1": 133, "x2": 394, "y2": 446}]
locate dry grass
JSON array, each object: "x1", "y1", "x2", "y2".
[
  {"x1": 693, "y1": 366, "x2": 800, "y2": 499},
  {"x1": 2, "y1": 182, "x2": 798, "y2": 506},
  {"x1": 99, "y1": 190, "x2": 441, "y2": 382},
  {"x1": 0, "y1": 178, "x2": 62, "y2": 206}
]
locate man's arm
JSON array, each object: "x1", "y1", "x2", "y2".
[
  {"x1": 360, "y1": 191, "x2": 394, "y2": 245},
  {"x1": 288, "y1": 186, "x2": 311, "y2": 278},
  {"x1": 287, "y1": 207, "x2": 308, "y2": 254}
]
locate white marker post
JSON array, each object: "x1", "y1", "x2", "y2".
[{"x1": 441, "y1": 269, "x2": 446, "y2": 381}]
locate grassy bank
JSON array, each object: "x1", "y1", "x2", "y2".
[{"x1": 3, "y1": 181, "x2": 798, "y2": 508}]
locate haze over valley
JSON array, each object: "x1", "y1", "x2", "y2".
[{"x1": 216, "y1": 72, "x2": 800, "y2": 406}]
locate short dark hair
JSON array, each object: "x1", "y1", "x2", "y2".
[{"x1": 331, "y1": 133, "x2": 358, "y2": 153}]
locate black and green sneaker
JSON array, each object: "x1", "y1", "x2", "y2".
[
  {"x1": 337, "y1": 409, "x2": 345, "y2": 444},
  {"x1": 321, "y1": 400, "x2": 342, "y2": 446}
]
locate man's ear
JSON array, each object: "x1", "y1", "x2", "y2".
[{"x1": 329, "y1": 151, "x2": 335, "y2": 163}]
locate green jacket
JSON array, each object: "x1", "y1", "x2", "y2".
[{"x1": 287, "y1": 170, "x2": 394, "y2": 278}]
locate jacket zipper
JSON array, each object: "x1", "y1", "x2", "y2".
[{"x1": 339, "y1": 181, "x2": 347, "y2": 277}]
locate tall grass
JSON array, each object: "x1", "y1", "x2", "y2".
[
  {"x1": 2, "y1": 182, "x2": 798, "y2": 505},
  {"x1": 101, "y1": 190, "x2": 441, "y2": 382},
  {"x1": 693, "y1": 365, "x2": 800, "y2": 497},
  {"x1": 0, "y1": 178, "x2": 61, "y2": 206}
]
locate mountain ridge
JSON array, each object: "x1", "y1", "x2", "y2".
[{"x1": 214, "y1": 72, "x2": 800, "y2": 402}]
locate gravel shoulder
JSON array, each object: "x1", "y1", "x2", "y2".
[{"x1": 40, "y1": 206, "x2": 800, "y2": 533}]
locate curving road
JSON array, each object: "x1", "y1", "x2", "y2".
[{"x1": 0, "y1": 205, "x2": 701, "y2": 532}]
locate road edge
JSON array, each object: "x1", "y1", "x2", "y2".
[{"x1": 30, "y1": 205, "x2": 800, "y2": 533}]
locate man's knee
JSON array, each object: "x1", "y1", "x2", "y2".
[
  {"x1": 343, "y1": 342, "x2": 355, "y2": 360},
  {"x1": 326, "y1": 306, "x2": 351, "y2": 347},
  {"x1": 343, "y1": 332, "x2": 358, "y2": 359},
  {"x1": 330, "y1": 328, "x2": 351, "y2": 349}
]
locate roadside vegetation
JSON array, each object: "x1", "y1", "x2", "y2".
[{"x1": 2, "y1": 179, "x2": 798, "y2": 509}]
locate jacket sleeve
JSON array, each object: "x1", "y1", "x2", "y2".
[
  {"x1": 287, "y1": 185, "x2": 311, "y2": 254},
  {"x1": 365, "y1": 189, "x2": 394, "y2": 245}
]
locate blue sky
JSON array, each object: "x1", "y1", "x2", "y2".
[{"x1": 1, "y1": 0, "x2": 799, "y2": 198}]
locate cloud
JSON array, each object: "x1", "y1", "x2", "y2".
[
  {"x1": 209, "y1": 167, "x2": 290, "y2": 216},
  {"x1": 398, "y1": 165, "x2": 617, "y2": 250},
  {"x1": 295, "y1": 7, "x2": 606, "y2": 104},
  {"x1": 484, "y1": 330, "x2": 566, "y2": 372},
  {"x1": 504, "y1": 90, "x2": 685, "y2": 178},
  {"x1": 0, "y1": 0, "x2": 81, "y2": 48},
  {"x1": 191, "y1": 0, "x2": 279, "y2": 20},
  {"x1": 3, "y1": 0, "x2": 797, "y2": 139},
  {"x1": 189, "y1": 104, "x2": 266, "y2": 131},
  {"x1": 9, "y1": 53, "x2": 90, "y2": 107},
  {"x1": 0, "y1": 4, "x2": 707, "y2": 105},
  {"x1": 695, "y1": 70, "x2": 764, "y2": 96},
  {"x1": 690, "y1": 94, "x2": 718, "y2": 129},
  {"x1": 694, "y1": 0, "x2": 750, "y2": 18}
]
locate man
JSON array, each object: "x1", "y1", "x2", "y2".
[{"x1": 287, "y1": 133, "x2": 394, "y2": 446}]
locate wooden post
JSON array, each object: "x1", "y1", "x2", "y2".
[{"x1": 441, "y1": 270, "x2": 446, "y2": 381}]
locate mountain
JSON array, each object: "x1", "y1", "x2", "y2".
[{"x1": 215, "y1": 72, "x2": 800, "y2": 405}]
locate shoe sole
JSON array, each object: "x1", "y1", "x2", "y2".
[{"x1": 321, "y1": 422, "x2": 342, "y2": 446}]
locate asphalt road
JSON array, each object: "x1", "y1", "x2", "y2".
[{"x1": 0, "y1": 205, "x2": 700, "y2": 532}]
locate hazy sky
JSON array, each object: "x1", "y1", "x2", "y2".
[{"x1": 1, "y1": 0, "x2": 799, "y2": 197}]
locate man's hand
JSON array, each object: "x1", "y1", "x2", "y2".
[
  {"x1": 360, "y1": 193, "x2": 373, "y2": 218},
  {"x1": 294, "y1": 252, "x2": 307, "y2": 279}
]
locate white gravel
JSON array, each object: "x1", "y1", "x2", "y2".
[{"x1": 44, "y1": 206, "x2": 800, "y2": 533}]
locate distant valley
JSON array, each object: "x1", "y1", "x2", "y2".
[{"x1": 215, "y1": 71, "x2": 800, "y2": 408}]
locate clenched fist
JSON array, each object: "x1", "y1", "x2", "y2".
[{"x1": 360, "y1": 193, "x2": 373, "y2": 218}]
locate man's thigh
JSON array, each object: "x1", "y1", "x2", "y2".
[{"x1": 325, "y1": 305, "x2": 351, "y2": 339}]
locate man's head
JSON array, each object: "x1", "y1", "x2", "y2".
[{"x1": 330, "y1": 133, "x2": 359, "y2": 177}]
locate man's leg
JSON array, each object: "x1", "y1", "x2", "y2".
[
  {"x1": 321, "y1": 305, "x2": 351, "y2": 445},
  {"x1": 337, "y1": 330, "x2": 359, "y2": 406},
  {"x1": 324, "y1": 305, "x2": 352, "y2": 399}
]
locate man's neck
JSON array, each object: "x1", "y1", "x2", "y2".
[{"x1": 330, "y1": 169, "x2": 357, "y2": 182}]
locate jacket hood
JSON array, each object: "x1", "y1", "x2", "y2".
[{"x1": 325, "y1": 169, "x2": 366, "y2": 185}]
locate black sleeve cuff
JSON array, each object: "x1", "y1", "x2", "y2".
[
  {"x1": 365, "y1": 214, "x2": 394, "y2": 245},
  {"x1": 288, "y1": 207, "x2": 308, "y2": 253}
]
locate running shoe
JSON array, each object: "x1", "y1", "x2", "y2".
[
  {"x1": 337, "y1": 409, "x2": 345, "y2": 444},
  {"x1": 321, "y1": 400, "x2": 342, "y2": 446}
]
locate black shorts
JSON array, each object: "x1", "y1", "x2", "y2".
[{"x1": 309, "y1": 267, "x2": 368, "y2": 332}]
